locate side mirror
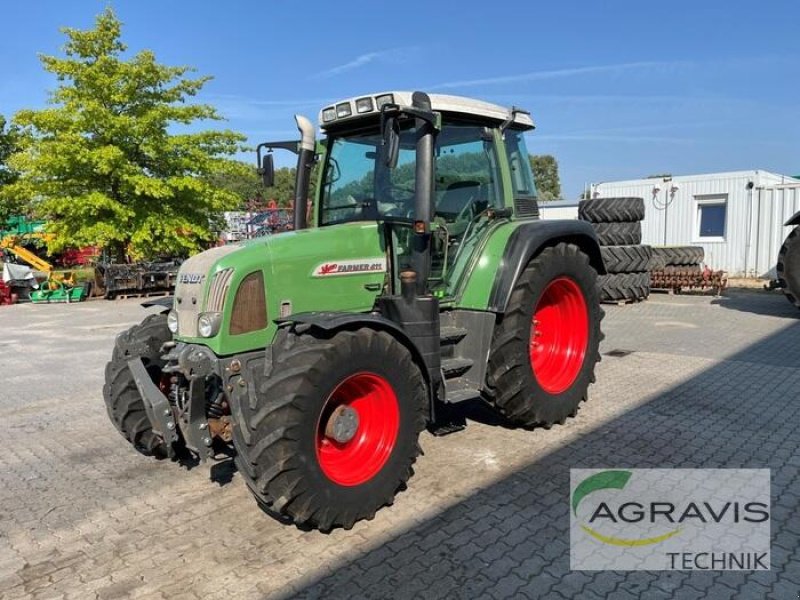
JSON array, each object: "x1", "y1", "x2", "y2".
[
  {"x1": 260, "y1": 153, "x2": 275, "y2": 187},
  {"x1": 381, "y1": 115, "x2": 400, "y2": 169},
  {"x1": 325, "y1": 157, "x2": 341, "y2": 185}
]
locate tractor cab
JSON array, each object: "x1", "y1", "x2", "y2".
[{"x1": 259, "y1": 91, "x2": 538, "y2": 300}]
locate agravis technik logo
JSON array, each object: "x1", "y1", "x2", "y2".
[{"x1": 570, "y1": 469, "x2": 770, "y2": 571}]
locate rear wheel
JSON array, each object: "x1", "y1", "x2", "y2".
[
  {"x1": 777, "y1": 225, "x2": 800, "y2": 308},
  {"x1": 103, "y1": 313, "x2": 177, "y2": 458},
  {"x1": 485, "y1": 243, "x2": 603, "y2": 427},
  {"x1": 230, "y1": 328, "x2": 427, "y2": 531}
]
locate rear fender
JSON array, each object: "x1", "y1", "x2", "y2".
[
  {"x1": 488, "y1": 220, "x2": 604, "y2": 313},
  {"x1": 785, "y1": 211, "x2": 800, "y2": 227}
]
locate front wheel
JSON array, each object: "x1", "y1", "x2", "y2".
[
  {"x1": 230, "y1": 328, "x2": 427, "y2": 531},
  {"x1": 485, "y1": 243, "x2": 603, "y2": 427},
  {"x1": 103, "y1": 313, "x2": 178, "y2": 458}
]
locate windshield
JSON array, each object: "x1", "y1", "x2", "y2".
[
  {"x1": 319, "y1": 123, "x2": 417, "y2": 225},
  {"x1": 319, "y1": 121, "x2": 502, "y2": 227}
]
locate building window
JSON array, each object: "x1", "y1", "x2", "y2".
[{"x1": 695, "y1": 195, "x2": 727, "y2": 240}]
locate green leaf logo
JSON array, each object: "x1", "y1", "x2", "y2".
[{"x1": 572, "y1": 470, "x2": 681, "y2": 547}]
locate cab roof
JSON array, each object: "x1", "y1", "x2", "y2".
[{"x1": 319, "y1": 91, "x2": 535, "y2": 131}]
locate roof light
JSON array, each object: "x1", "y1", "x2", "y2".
[
  {"x1": 322, "y1": 107, "x2": 336, "y2": 123},
  {"x1": 355, "y1": 97, "x2": 374, "y2": 114},
  {"x1": 336, "y1": 102, "x2": 352, "y2": 118},
  {"x1": 375, "y1": 94, "x2": 394, "y2": 109}
]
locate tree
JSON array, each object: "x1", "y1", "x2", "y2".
[
  {"x1": 2, "y1": 9, "x2": 247, "y2": 260},
  {"x1": 529, "y1": 155, "x2": 561, "y2": 201},
  {"x1": 208, "y1": 161, "x2": 320, "y2": 213},
  {"x1": 0, "y1": 115, "x2": 22, "y2": 223}
]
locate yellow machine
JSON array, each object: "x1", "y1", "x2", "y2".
[{"x1": 0, "y1": 235, "x2": 75, "y2": 287}]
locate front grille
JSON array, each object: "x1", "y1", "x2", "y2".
[
  {"x1": 206, "y1": 268, "x2": 234, "y2": 312},
  {"x1": 230, "y1": 271, "x2": 267, "y2": 335},
  {"x1": 173, "y1": 245, "x2": 240, "y2": 337}
]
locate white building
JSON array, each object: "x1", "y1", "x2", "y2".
[{"x1": 540, "y1": 170, "x2": 800, "y2": 278}]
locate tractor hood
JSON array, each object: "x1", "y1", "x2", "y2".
[{"x1": 173, "y1": 222, "x2": 388, "y2": 356}]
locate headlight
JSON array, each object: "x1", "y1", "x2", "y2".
[
  {"x1": 167, "y1": 310, "x2": 179, "y2": 333},
  {"x1": 322, "y1": 107, "x2": 336, "y2": 122},
  {"x1": 375, "y1": 93, "x2": 394, "y2": 108},
  {"x1": 355, "y1": 97, "x2": 374, "y2": 113},
  {"x1": 198, "y1": 312, "x2": 222, "y2": 338},
  {"x1": 335, "y1": 102, "x2": 352, "y2": 118}
]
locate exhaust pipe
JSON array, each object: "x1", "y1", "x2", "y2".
[{"x1": 293, "y1": 115, "x2": 315, "y2": 231}]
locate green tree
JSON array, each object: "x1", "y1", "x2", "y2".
[
  {"x1": 0, "y1": 115, "x2": 23, "y2": 223},
  {"x1": 2, "y1": 9, "x2": 247, "y2": 260},
  {"x1": 208, "y1": 161, "x2": 319, "y2": 213},
  {"x1": 529, "y1": 155, "x2": 561, "y2": 201}
]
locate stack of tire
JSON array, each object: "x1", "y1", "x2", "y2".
[
  {"x1": 650, "y1": 246, "x2": 705, "y2": 275},
  {"x1": 578, "y1": 197, "x2": 651, "y2": 303}
]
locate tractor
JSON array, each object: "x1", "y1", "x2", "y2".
[
  {"x1": 776, "y1": 211, "x2": 800, "y2": 308},
  {"x1": 103, "y1": 91, "x2": 605, "y2": 531}
]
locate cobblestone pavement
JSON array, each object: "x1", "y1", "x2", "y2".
[{"x1": 0, "y1": 289, "x2": 798, "y2": 599}]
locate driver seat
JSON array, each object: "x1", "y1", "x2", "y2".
[
  {"x1": 436, "y1": 180, "x2": 482, "y2": 237},
  {"x1": 436, "y1": 181, "x2": 481, "y2": 220}
]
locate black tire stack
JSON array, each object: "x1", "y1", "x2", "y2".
[
  {"x1": 649, "y1": 246, "x2": 705, "y2": 290},
  {"x1": 579, "y1": 197, "x2": 650, "y2": 303},
  {"x1": 649, "y1": 246, "x2": 705, "y2": 272}
]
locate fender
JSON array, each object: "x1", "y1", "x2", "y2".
[
  {"x1": 141, "y1": 296, "x2": 174, "y2": 312},
  {"x1": 785, "y1": 210, "x2": 800, "y2": 227},
  {"x1": 276, "y1": 311, "x2": 435, "y2": 414},
  {"x1": 488, "y1": 220, "x2": 604, "y2": 313}
]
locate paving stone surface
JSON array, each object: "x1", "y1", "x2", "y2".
[{"x1": 0, "y1": 289, "x2": 798, "y2": 599}]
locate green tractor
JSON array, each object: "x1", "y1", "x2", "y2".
[{"x1": 104, "y1": 91, "x2": 604, "y2": 530}]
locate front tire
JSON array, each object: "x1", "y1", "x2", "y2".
[
  {"x1": 230, "y1": 328, "x2": 427, "y2": 531},
  {"x1": 103, "y1": 313, "x2": 176, "y2": 458},
  {"x1": 485, "y1": 243, "x2": 603, "y2": 427}
]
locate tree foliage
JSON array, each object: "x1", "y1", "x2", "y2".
[
  {"x1": 529, "y1": 154, "x2": 561, "y2": 201},
  {"x1": 0, "y1": 115, "x2": 22, "y2": 223},
  {"x1": 207, "y1": 161, "x2": 319, "y2": 213},
  {"x1": 2, "y1": 9, "x2": 247, "y2": 259}
]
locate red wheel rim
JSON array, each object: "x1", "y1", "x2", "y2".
[
  {"x1": 316, "y1": 372, "x2": 399, "y2": 486},
  {"x1": 529, "y1": 277, "x2": 589, "y2": 394}
]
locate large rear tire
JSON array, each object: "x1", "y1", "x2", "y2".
[
  {"x1": 485, "y1": 243, "x2": 603, "y2": 427},
  {"x1": 600, "y1": 245, "x2": 652, "y2": 273},
  {"x1": 777, "y1": 225, "x2": 800, "y2": 309},
  {"x1": 592, "y1": 222, "x2": 642, "y2": 246},
  {"x1": 578, "y1": 197, "x2": 645, "y2": 223},
  {"x1": 103, "y1": 313, "x2": 176, "y2": 458},
  {"x1": 597, "y1": 272, "x2": 650, "y2": 302},
  {"x1": 230, "y1": 328, "x2": 427, "y2": 531}
]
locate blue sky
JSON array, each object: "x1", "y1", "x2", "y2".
[{"x1": 2, "y1": 0, "x2": 798, "y2": 197}]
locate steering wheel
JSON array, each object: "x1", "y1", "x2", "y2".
[{"x1": 455, "y1": 195, "x2": 478, "y2": 223}]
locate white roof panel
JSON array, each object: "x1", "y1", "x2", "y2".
[{"x1": 319, "y1": 91, "x2": 535, "y2": 130}]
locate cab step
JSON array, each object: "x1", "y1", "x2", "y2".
[
  {"x1": 441, "y1": 357, "x2": 473, "y2": 378},
  {"x1": 439, "y1": 326, "x2": 469, "y2": 345}
]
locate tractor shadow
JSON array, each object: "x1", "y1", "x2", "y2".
[
  {"x1": 711, "y1": 288, "x2": 799, "y2": 317},
  {"x1": 209, "y1": 458, "x2": 237, "y2": 486},
  {"x1": 274, "y1": 313, "x2": 800, "y2": 599},
  {"x1": 208, "y1": 443, "x2": 238, "y2": 486}
]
